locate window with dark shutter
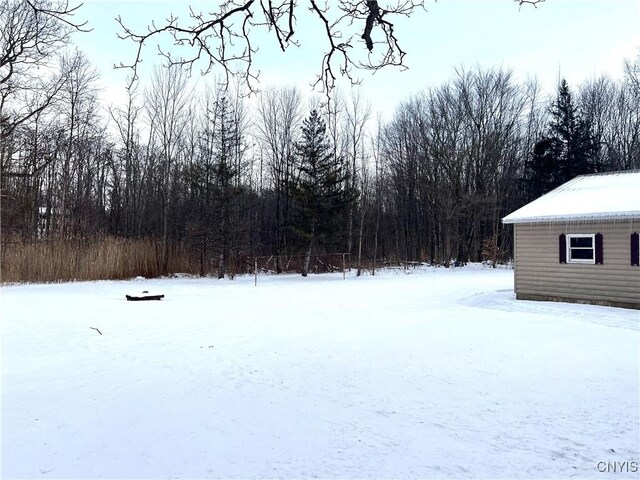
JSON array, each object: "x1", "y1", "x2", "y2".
[
  {"x1": 632, "y1": 233, "x2": 640, "y2": 267},
  {"x1": 559, "y1": 234, "x2": 566, "y2": 264}
]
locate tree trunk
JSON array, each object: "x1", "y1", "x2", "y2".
[
  {"x1": 302, "y1": 241, "x2": 312, "y2": 277},
  {"x1": 162, "y1": 199, "x2": 169, "y2": 274},
  {"x1": 356, "y1": 206, "x2": 365, "y2": 276},
  {"x1": 302, "y1": 223, "x2": 315, "y2": 277},
  {"x1": 218, "y1": 252, "x2": 225, "y2": 279}
]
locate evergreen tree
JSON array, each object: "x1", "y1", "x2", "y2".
[
  {"x1": 525, "y1": 79, "x2": 600, "y2": 200},
  {"x1": 186, "y1": 93, "x2": 244, "y2": 278},
  {"x1": 290, "y1": 110, "x2": 355, "y2": 276},
  {"x1": 525, "y1": 137, "x2": 562, "y2": 200}
]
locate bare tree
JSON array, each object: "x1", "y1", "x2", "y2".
[
  {"x1": 108, "y1": 83, "x2": 148, "y2": 237},
  {"x1": 343, "y1": 90, "x2": 371, "y2": 263},
  {"x1": 380, "y1": 67, "x2": 540, "y2": 266},
  {"x1": 580, "y1": 73, "x2": 640, "y2": 172},
  {"x1": 1, "y1": 49, "x2": 109, "y2": 243},
  {"x1": 0, "y1": 0, "x2": 87, "y2": 143},
  {"x1": 144, "y1": 65, "x2": 192, "y2": 273},
  {"x1": 256, "y1": 86, "x2": 302, "y2": 269},
  {"x1": 624, "y1": 52, "x2": 640, "y2": 96},
  {"x1": 56, "y1": 49, "x2": 100, "y2": 238}
]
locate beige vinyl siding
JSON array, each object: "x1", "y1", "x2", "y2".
[{"x1": 513, "y1": 220, "x2": 640, "y2": 309}]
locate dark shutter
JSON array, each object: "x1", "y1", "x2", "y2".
[
  {"x1": 559, "y1": 234, "x2": 566, "y2": 264},
  {"x1": 632, "y1": 233, "x2": 640, "y2": 266},
  {"x1": 595, "y1": 233, "x2": 603, "y2": 264}
]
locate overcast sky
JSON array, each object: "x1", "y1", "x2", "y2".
[{"x1": 74, "y1": 0, "x2": 640, "y2": 118}]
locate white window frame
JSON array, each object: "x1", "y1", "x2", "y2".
[{"x1": 566, "y1": 234, "x2": 596, "y2": 264}]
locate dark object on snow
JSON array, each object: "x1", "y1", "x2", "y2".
[{"x1": 126, "y1": 291, "x2": 164, "y2": 301}]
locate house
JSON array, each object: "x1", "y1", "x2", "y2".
[{"x1": 502, "y1": 171, "x2": 640, "y2": 309}]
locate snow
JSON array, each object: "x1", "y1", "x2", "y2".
[
  {"x1": 2, "y1": 266, "x2": 639, "y2": 479},
  {"x1": 502, "y1": 171, "x2": 640, "y2": 224}
]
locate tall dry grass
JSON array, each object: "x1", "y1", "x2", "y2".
[{"x1": 0, "y1": 237, "x2": 198, "y2": 284}]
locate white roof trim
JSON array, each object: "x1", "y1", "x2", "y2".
[{"x1": 504, "y1": 212, "x2": 640, "y2": 224}]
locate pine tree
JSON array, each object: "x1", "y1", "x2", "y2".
[
  {"x1": 526, "y1": 137, "x2": 561, "y2": 200},
  {"x1": 525, "y1": 79, "x2": 600, "y2": 200},
  {"x1": 187, "y1": 93, "x2": 243, "y2": 278},
  {"x1": 290, "y1": 110, "x2": 355, "y2": 276}
]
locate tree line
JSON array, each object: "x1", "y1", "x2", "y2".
[
  {"x1": 2, "y1": 2, "x2": 639, "y2": 280},
  {"x1": 377, "y1": 67, "x2": 640, "y2": 267}
]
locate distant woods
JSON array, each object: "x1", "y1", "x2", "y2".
[
  {"x1": 380, "y1": 68, "x2": 639, "y2": 267},
  {"x1": 1, "y1": 2, "x2": 639, "y2": 281}
]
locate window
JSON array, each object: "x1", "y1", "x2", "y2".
[
  {"x1": 567, "y1": 234, "x2": 595, "y2": 263},
  {"x1": 559, "y1": 233, "x2": 603, "y2": 265},
  {"x1": 632, "y1": 233, "x2": 640, "y2": 266}
]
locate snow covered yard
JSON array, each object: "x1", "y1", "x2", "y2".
[{"x1": 1, "y1": 265, "x2": 638, "y2": 479}]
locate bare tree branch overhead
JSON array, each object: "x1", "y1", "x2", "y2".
[
  {"x1": 115, "y1": 1, "x2": 430, "y2": 96},
  {"x1": 515, "y1": 0, "x2": 545, "y2": 7},
  {"x1": 23, "y1": 0, "x2": 88, "y2": 31},
  {"x1": 1, "y1": 0, "x2": 88, "y2": 85},
  {"x1": 1, "y1": 0, "x2": 88, "y2": 177}
]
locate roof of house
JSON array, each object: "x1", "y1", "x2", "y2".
[{"x1": 502, "y1": 170, "x2": 640, "y2": 224}]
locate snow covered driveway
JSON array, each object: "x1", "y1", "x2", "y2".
[{"x1": 2, "y1": 266, "x2": 639, "y2": 479}]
